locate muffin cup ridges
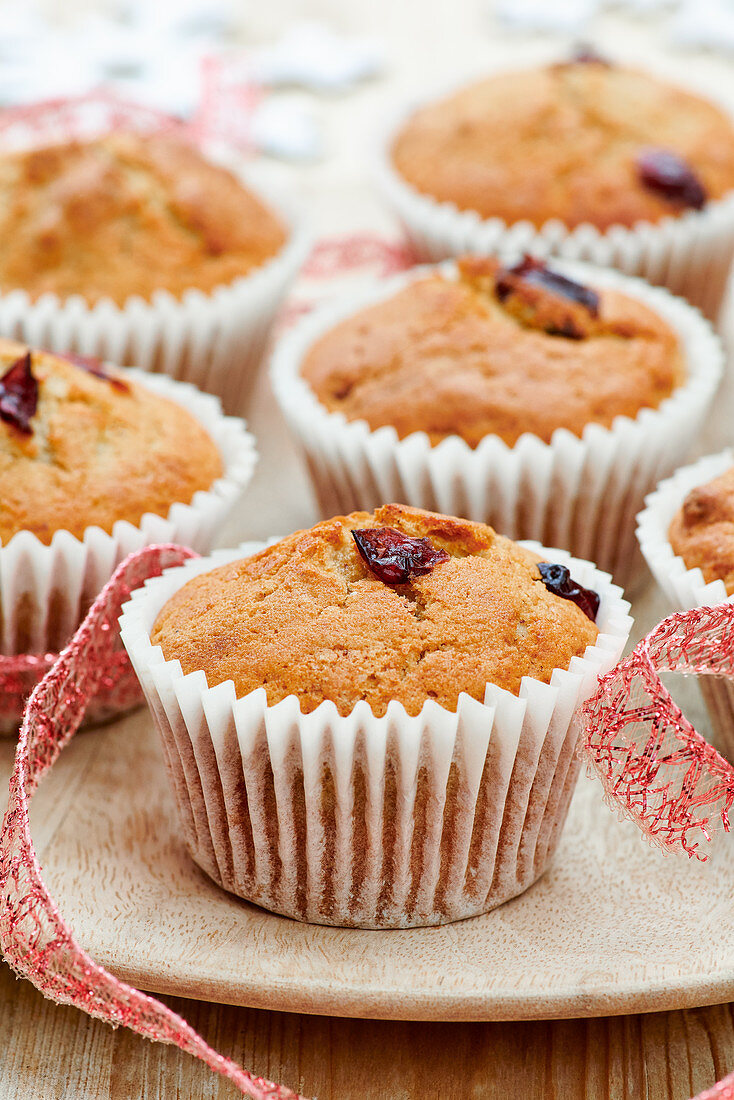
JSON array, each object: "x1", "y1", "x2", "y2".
[
  {"x1": 0, "y1": 189, "x2": 309, "y2": 416},
  {"x1": 0, "y1": 98, "x2": 310, "y2": 414},
  {"x1": 0, "y1": 368, "x2": 257, "y2": 659},
  {"x1": 270, "y1": 260, "x2": 723, "y2": 590},
  {"x1": 375, "y1": 94, "x2": 734, "y2": 322},
  {"x1": 120, "y1": 539, "x2": 632, "y2": 929},
  {"x1": 636, "y1": 449, "x2": 734, "y2": 760}
]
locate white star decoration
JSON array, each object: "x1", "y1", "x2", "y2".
[
  {"x1": 249, "y1": 21, "x2": 385, "y2": 93},
  {"x1": 250, "y1": 97, "x2": 324, "y2": 162},
  {"x1": 496, "y1": 0, "x2": 598, "y2": 34},
  {"x1": 494, "y1": 0, "x2": 734, "y2": 50}
]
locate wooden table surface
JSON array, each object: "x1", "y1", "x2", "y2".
[
  {"x1": 4, "y1": 4, "x2": 734, "y2": 1098},
  {"x1": 2, "y1": 962, "x2": 734, "y2": 1099}
]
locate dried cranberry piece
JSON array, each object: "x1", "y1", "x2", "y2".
[
  {"x1": 352, "y1": 527, "x2": 450, "y2": 585},
  {"x1": 569, "y1": 43, "x2": 610, "y2": 65},
  {"x1": 495, "y1": 255, "x2": 599, "y2": 319},
  {"x1": 537, "y1": 562, "x2": 599, "y2": 622},
  {"x1": 0, "y1": 352, "x2": 38, "y2": 435},
  {"x1": 635, "y1": 148, "x2": 707, "y2": 210},
  {"x1": 57, "y1": 351, "x2": 130, "y2": 393}
]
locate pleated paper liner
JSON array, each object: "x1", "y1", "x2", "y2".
[
  {"x1": 271, "y1": 259, "x2": 723, "y2": 591},
  {"x1": 119, "y1": 539, "x2": 632, "y2": 929},
  {"x1": 374, "y1": 70, "x2": 734, "y2": 322},
  {"x1": 637, "y1": 449, "x2": 734, "y2": 762},
  {"x1": 0, "y1": 93, "x2": 310, "y2": 415},
  {"x1": 2, "y1": 544, "x2": 734, "y2": 1097},
  {"x1": 0, "y1": 368, "x2": 257, "y2": 732}
]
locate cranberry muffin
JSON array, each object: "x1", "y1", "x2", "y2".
[
  {"x1": 379, "y1": 53, "x2": 734, "y2": 319},
  {"x1": 0, "y1": 338, "x2": 223, "y2": 544},
  {"x1": 301, "y1": 255, "x2": 684, "y2": 448},
  {"x1": 0, "y1": 333, "x2": 255, "y2": 693},
  {"x1": 273, "y1": 257, "x2": 721, "y2": 586},
  {"x1": 391, "y1": 57, "x2": 734, "y2": 231},
  {"x1": 126, "y1": 504, "x2": 629, "y2": 926},
  {"x1": 151, "y1": 503, "x2": 599, "y2": 716}
]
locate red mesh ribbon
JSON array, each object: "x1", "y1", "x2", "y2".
[
  {"x1": 697, "y1": 1076, "x2": 734, "y2": 1099},
  {"x1": 302, "y1": 234, "x2": 418, "y2": 279},
  {"x1": 0, "y1": 545, "x2": 306, "y2": 1100},
  {"x1": 583, "y1": 604, "x2": 734, "y2": 859},
  {"x1": 194, "y1": 55, "x2": 262, "y2": 151},
  {"x1": 0, "y1": 650, "x2": 142, "y2": 731},
  {"x1": 0, "y1": 90, "x2": 190, "y2": 147}
]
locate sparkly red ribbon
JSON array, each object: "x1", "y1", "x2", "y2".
[
  {"x1": 583, "y1": 604, "x2": 734, "y2": 860},
  {"x1": 0, "y1": 650, "x2": 141, "y2": 731},
  {"x1": 0, "y1": 545, "x2": 306, "y2": 1100}
]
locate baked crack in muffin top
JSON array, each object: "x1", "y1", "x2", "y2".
[
  {"x1": 151, "y1": 504, "x2": 600, "y2": 717},
  {"x1": 0, "y1": 132, "x2": 287, "y2": 303},
  {"x1": 301, "y1": 255, "x2": 684, "y2": 448}
]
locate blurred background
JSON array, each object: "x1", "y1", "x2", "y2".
[{"x1": 4, "y1": 0, "x2": 734, "y2": 243}]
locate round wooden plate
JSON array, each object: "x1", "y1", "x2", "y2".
[{"x1": 15, "y1": 702, "x2": 734, "y2": 1023}]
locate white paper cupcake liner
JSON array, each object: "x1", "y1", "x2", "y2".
[
  {"x1": 637, "y1": 449, "x2": 734, "y2": 760},
  {"x1": 0, "y1": 368, "x2": 257, "y2": 658},
  {"x1": 120, "y1": 539, "x2": 632, "y2": 929},
  {"x1": 271, "y1": 259, "x2": 722, "y2": 590},
  {"x1": 375, "y1": 91, "x2": 734, "y2": 322},
  {"x1": 0, "y1": 101, "x2": 310, "y2": 415}
]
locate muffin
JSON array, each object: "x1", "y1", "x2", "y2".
[
  {"x1": 668, "y1": 468, "x2": 734, "y2": 592},
  {"x1": 0, "y1": 121, "x2": 308, "y2": 413},
  {"x1": 0, "y1": 133, "x2": 287, "y2": 304},
  {"x1": 272, "y1": 256, "x2": 722, "y2": 586},
  {"x1": 637, "y1": 450, "x2": 734, "y2": 761},
  {"x1": 302, "y1": 254, "x2": 684, "y2": 448},
  {"x1": 0, "y1": 337, "x2": 256, "y2": 656},
  {"x1": 378, "y1": 55, "x2": 734, "y2": 318},
  {"x1": 121, "y1": 504, "x2": 632, "y2": 928}
]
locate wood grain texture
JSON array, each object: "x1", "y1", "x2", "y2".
[{"x1": 2, "y1": 963, "x2": 734, "y2": 1099}]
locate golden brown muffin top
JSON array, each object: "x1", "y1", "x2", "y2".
[
  {"x1": 151, "y1": 504, "x2": 600, "y2": 717},
  {"x1": 669, "y1": 468, "x2": 734, "y2": 594},
  {"x1": 301, "y1": 256, "x2": 684, "y2": 448},
  {"x1": 0, "y1": 338, "x2": 223, "y2": 544},
  {"x1": 391, "y1": 59, "x2": 734, "y2": 229},
  {"x1": 0, "y1": 132, "x2": 287, "y2": 303}
]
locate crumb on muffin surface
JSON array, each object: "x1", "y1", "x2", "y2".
[
  {"x1": 151, "y1": 503, "x2": 599, "y2": 717},
  {"x1": 0, "y1": 132, "x2": 287, "y2": 303},
  {"x1": 300, "y1": 256, "x2": 684, "y2": 448},
  {"x1": 0, "y1": 338, "x2": 223, "y2": 543},
  {"x1": 669, "y1": 468, "x2": 734, "y2": 593},
  {"x1": 391, "y1": 62, "x2": 734, "y2": 229}
]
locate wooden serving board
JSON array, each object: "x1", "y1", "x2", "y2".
[{"x1": 5, "y1": 673, "x2": 733, "y2": 1025}]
